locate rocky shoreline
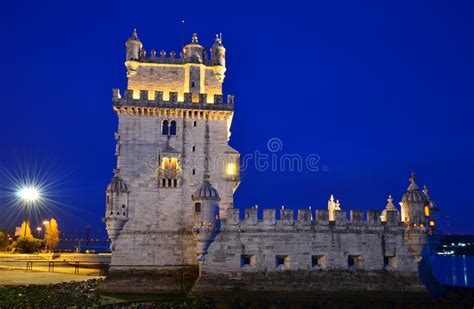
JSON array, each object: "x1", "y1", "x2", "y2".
[{"x1": 0, "y1": 279, "x2": 473, "y2": 307}]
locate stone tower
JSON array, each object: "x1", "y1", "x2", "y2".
[{"x1": 101, "y1": 30, "x2": 240, "y2": 293}]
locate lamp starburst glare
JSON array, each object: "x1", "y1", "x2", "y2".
[{"x1": 16, "y1": 186, "x2": 41, "y2": 203}]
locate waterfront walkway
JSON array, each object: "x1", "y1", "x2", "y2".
[{"x1": 0, "y1": 268, "x2": 102, "y2": 285}]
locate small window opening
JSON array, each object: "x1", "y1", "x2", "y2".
[
  {"x1": 110, "y1": 211, "x2": 113, "y2": 215},
  {"x1": 122, "y1": 205, "x2": 126, "y2": 209},
  {"x1": 192, "y1": 145, "x2": 196, "y2": 152},
  {"x1": 191, "y1": 81, "x2": 196, "y2": 88},
  {"x1": 116, "y1": 212, "x2": 120, "y2": 215},
  {"x1": 195, "y1": 202, "x2": 201, "y2": 213},
  {"x1": 276, "y1": 255, "x2": 290, "y2": 269},
  {"x1": 170, "y1": 121, "x2": 177, "y2": 136},
  {"x1": 192, "y1": 169, "x2": 196, "y2": 175},
  {"x1": 311, "y1": 255, "x2": 326, "y2": 270},
  {"x1": 167, "y1": 179, "x2": 172, "y2": 187},
  {"x1": 193, "y1": 121, "x2": 197, "y2": 127},
  {"x1": 162, "y1": 120, "x2": 169, "y2": 135},
  {"x1": 384, "y1": 256, "x2": 397, "y2": 269},
  {"x1": 122, "y1": 212, "x2": 126, "y2": 216},
  {"x1": 162, "y1": 179, "x2": 166, "y2": 187},
  {"x1": 348, "y1": 255, "x2": 363, "y2": 269},
  {"x1": 173, "y1": 179, "x2": 177, "y2": 187},
  {"x1": 241, "y1": 255, "x2": 256, "y2": 268}
]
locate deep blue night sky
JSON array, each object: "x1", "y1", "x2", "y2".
[{"x1": 0, "y1": 0, "x2": 472, "y2": 236}]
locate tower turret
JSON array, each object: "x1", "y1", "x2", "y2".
[
  {"x1": 381, "y1": 195, "x2": 400, "y2": 222},
  {"x1": 191, "y1": 176, "x2": 221, "y2": 261},
  {"x1": 423, "y1": 185, "x2": 440, "y2": 230},
  {"x1": 125, "y1": 29, "x2": 143, "y2": 61},
  {"x1": 400, "y1": 172, "x2": 429, "y2": 227},
  {"x1": 105, "y1": 173, "x2": 130, "y2": 250},
  {"x1": 211, "y1": 34, "x2": 226, "y2": 82},
  {"x1": 182, "y1": 33, "x2": 205, "y2": 64}
]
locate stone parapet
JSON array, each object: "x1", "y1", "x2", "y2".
[
  {"x1": 224, "y1": 208, "x2": 403, "y2": 231},
  {"x1": 112, "y1": 88, "x2": 234, "y2": 111}
]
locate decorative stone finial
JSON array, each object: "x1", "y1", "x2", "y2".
[
  {"x1": 386, "y1": 195, "x2": 395, "y2": 210},
  {"x1": 130, "y1": 28, "x2": 139, "y2": 40},
  {"x1": 330, "y1": 195, "x2": 335, "y2": 203},
  {"x1": 408, "y1": 172, "x2": 419, "y2": 191},
  {"x1": 214, "y1": 33, "x2": 223, "y2": 45},
  {"x1": 192, "y1": 33, "x2": 198, "y2": 43},
  {"x1": 335, "y1": 200, "x2": 341, "y2": 210},
  {"x1": 423, "y1": 185, "x2": 428, "y2": 195}
]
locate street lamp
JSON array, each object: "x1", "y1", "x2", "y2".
[
  {"x1": 17, "y1": 187, "x2": 41, "y2": 204},
  {"x1": 36, "y1": 227, "x2": 42, "y2": 238},
  {"x1": 16, "y1": 186, "x2": 41, "y2": 238}
]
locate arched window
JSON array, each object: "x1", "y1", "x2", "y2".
[
  {"x1": 170, "y1": 158, "x2": 178, "y2": 170},
  {"x1": 170, "y1": 121, "x2": 177, "y2": 136},
  {"x1": 161, "y1": 157, "x2": 170, "y2": 169},
  {"x1": 162, "y1": 120, "x2": 169, "y2": 135}
]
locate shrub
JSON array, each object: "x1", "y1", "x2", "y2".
[{"x1": 12, "y1": 238, "x2": 44, "y2": 253}]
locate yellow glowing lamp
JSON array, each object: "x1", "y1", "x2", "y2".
[
  {"x1": 226, "y1": 162, "x2": 238, "y2": 176},
  {"x1": 429, "y1": 220, "x2": 435, "y2": 227},
  {"x1": 424, "y1": 206, "x2": 430, "y2": 217}
]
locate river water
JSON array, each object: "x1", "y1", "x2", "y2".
[{"x1": 431, "y1": 255, "x2": 474, "y2": 287}]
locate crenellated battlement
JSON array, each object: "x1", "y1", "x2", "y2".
[
  {"x1": 131, "y1": 49, "x2": 219, "y2": 67},
  {"x1": 112, "y1": 88, "x2": 234, "y2": 118},
  {"x1": 223, "y1": 208, "x2": 402, "y2": 231}
]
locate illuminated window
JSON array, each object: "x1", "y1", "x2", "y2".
[
  {"x1": 404, "y1": 216, "x2": 410, "y2": 222},
  {"x1": 226, "y1": 162, "x2": 238, "y2": 176},
  {"x1": 161, "y1": 157, "x2": 170, "y2": 169},
  {"x1": 170, "y1": 158, "x2": 178, "y2": 170},
  {"x1": 162, "y1": 120, "x2": 169, "y2": 135},
  {"x1": 215, "y1": 213, "x2": 219, "y2": 220},
  {"x1": 170, "y1": 121, "x2": 177, "y2": 136},
  {"x1": 424, "y1": 206, "x2": 430, "y2": 217}
]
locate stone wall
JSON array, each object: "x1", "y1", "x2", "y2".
[
  {"x1": 109, "y1": 107, "x2": 237, "y2": 269},
  {"x1": 194, "y1": 208, "x2": 422, "y2": 293}
]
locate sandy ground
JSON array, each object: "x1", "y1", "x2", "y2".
[{"x1": 0, "y1": 268, "x2": 103, "y2": 285}]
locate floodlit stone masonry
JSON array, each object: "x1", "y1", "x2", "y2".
[{"x1": 100, "y1": 30, "x2": 441, "y2": 295}]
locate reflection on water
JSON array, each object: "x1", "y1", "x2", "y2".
[{"x1": 431, "y1": 255, "x2": 474, "y2": 287}]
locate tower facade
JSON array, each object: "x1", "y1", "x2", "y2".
[{"x1": 102, "y1": 31, "x2": 239, "y2": 293}]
